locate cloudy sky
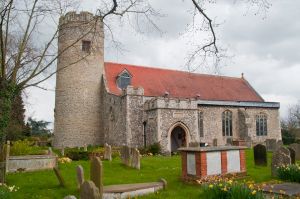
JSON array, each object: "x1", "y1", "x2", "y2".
[{"x1": 25, "y1": 0, "x2": 300, "y2": 128}]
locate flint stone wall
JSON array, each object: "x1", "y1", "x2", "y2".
[{"x1": 197, "y1": 106, "x2": 281, "y2": 146}]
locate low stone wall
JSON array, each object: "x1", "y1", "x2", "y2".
[{"x1": 8, "y1": 155, "x2": 57, "y2": 173}]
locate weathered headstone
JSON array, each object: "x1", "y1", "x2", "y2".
[
  {"x1": 104, "y1": 143, "x2": 112, "y2": 161},
  {"x1": 289, "y1": 143, "x2": 300, "y2": 160},
  {"x1": 266, "y1": 139, "x2": 277, "y2": 152},
  {"x1": 253, "y1": 144, "x2": 267, "y2": 166},
  {"x1": 80, "y1": 181, "x2": 101, "y2": 199},
  {"x1": 6, "y1": 141, "x2": 10, "y2": 173},
  {"x1": 287, "y1": 147, "x2": 296, "y2": 164},
  {"x1": 53, "y1": 167, "x2": 66, "y2": 187},
  {"x1": 90, "y1": 157, "x2": 103, "y2": 198},
  {"x1": 84, "y1": 144, "x2": 88, "y2": 152},
  {"x1": 48, "y1": 147, "x2": 53, "y2": 155},
  {"x1": 213, "y1": 139, "x2": 217, "y2": 146},
  {"x1": 76, "y1": 165, "x2": 84, "y2": 190},
  {"x1": 131, "y1": 148, "x2": 141, "y2": 170},
  {"x1": 271, "y1": 146, "x2": 291, "y2": 177}
]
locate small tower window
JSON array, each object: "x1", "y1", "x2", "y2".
[
  {"x1": 117, "y1": 70, "x2": 131, "y2": 89},
  {"x1": 82, "y1": 40, "x2": 91, "y2": 53}
]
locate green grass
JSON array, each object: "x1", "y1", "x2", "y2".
[{"x1": 5, "y1": 149, "x2": 276, "y2": 199}]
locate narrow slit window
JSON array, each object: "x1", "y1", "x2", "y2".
[
  {"x1": 198, "y1": 112, "x2": 204, "y2": 137},
  {"x1": 82, "y1": 40, "x2": 91, "y2": 53}
]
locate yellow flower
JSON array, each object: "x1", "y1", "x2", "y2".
[
  {"x1": 248, "y1": 184, "x2": 254, "y2": 189},
  {"x1": 219, "y1": 183, "x2": 223, "y2": 187},
  {"x1": 228, "y1": 180, "x2": 233, "y2": 185},
  {"x1": 223, "y1": 187, "x2": 227, "y2": 192},
  {"x1": 251, "y1": 190, "x2": 256, "y2": 195},
  {"x1": 209, "y1": 184, "x2": 214, "y2": 188}
]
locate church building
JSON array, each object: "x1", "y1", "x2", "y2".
[{"x1": 53, "y1": 12, "x2": 281, "y2": 155}]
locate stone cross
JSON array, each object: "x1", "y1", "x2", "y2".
[
  {"x1": 5, "y1": 140, "x2": 10, "y2": 173},
  {"x1": 253, "y1": 144, "x2": 267, "y2": 166},
  {"x1": 80, "y1": 181, "x2": 101, "y2": 199},
  {"x1": 271, "y1": 146, "x2": 291, "y2": 177},
  {"x1": 76, "y1": 165, "x2": 84, "y2": 190},
  {"x1": 53, "y1": 167, "x2": 66, "y2": 187},
  {"x1": 289, "y1": 143, "x2": 300, "y2": 160},
  {"x1": 90, "y1": 157, "x2": 103, "y2": 198}
]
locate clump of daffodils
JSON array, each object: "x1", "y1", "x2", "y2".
[
  {"x1": 277, "y1": 164, "x2": 300, "y2": 183},
  {"x1": 58, "y1": 157, "x2": 72, "y2": 164},
  {"x1": 0, "y1": 183, "x2": 19, "y2": 192}
]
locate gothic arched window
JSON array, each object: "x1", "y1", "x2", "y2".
[
  {"x1": 222, "y1": 110, "x2": 233, "y2": 136},
  {"x1": 117, "y1": 70, "x2": 131, "y2": 89},
  {"x1": 256, "y1": 113, "x2": 267, "y2": 136}
]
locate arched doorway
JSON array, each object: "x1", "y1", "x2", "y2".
[{"x1": 170, "y1": 126, "x2": 187, "y2": 153}]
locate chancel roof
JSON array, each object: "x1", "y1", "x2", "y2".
[{"x1": 104, "y1": 62, "x2": 264, "y2": 102}]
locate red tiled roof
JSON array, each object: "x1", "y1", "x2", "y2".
[{"x1": 104, "y1": 62, "x2": 264, "y2": 102}]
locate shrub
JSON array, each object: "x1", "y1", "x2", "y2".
[
  {"x1": 277, "y1": 164, "x2": 300, "y2": 183},
  {"x1": 139, "y1": 143, "x2": 161, "y2": 155},
  {"x1": 65, "y1": 149, "x2": 89, "y2": 161},
  {"x1": 10, "y1": 140, "x2": 46, "y2": 156},
  {"x1": 202, "y1": 180, "x2": 265, "y2": 199}
]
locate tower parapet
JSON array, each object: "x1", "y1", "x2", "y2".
[{"x1": 53, "y1": 11, "x2": 104, "y2": 148}]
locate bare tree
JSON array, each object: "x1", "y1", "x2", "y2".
[{"x1": 0, "y1": 0, "x2": 159, "y2": 169}]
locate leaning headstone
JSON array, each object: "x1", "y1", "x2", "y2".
[
  {"x1": 289, "y1": 143, "x2": 300, "y2": 160},
  {"x1": 53, "y1": 167, "x2": 66, "y2": 187},
  {"x1": 80, "y1": 181, "x2": 101, "y2": 199},
  {"x1": 253, "y1": 144, "x2": 267, "y2": 166},
  {"x1": 90, "y1": 157, "x2": 103, "y2": 198},
  {"x1": 287, "y1": 147, "x2": 296, "y2": 164},
  {"x1": 131, "y1": 148, "x2": 141, "y2": 170},
  {"x1": 6, "y1": 141, "x2": 10, "y2": 173},
  {"x1": 271, "y1": 146, "x2": 291, "y2": 177},
  {"x1": 213, "y1": 139, "x2": 218, "y2": 146},
  {"x1": 266, "y1": 139, "x2": 277, "y2": 152},
  {"x1": 76, "y1": 165, "x2": 84, "y2": 190}
]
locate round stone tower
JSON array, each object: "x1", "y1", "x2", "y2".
[{"x1": 53, "y1": 11, "x2": 104, "y2": 148}]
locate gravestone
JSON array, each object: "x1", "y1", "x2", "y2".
[
  {"x1": 80, "y1": 181, "x2": 101, "y2": 199},
  {"x1": 48, "y1": 147, "x2": 53, "y2": 155},
  {"x1": 131, "y1": 148, "x2": 141, "y2": 170},
  {"x1": 83, "y1": 144, "x2": 87, "y2": 152},
  {"x1": 253, "y1": 144, "x2": 267, "y2": 166},
  {"x1": 289, "y1": 143, "x2": 300, "y2": 160},
  {"x1": 104, "y1": 143, "x2": 112, "y2": 161},
  {"x1": 76, "y1": 165, "x2": 84, "y2": 190},
  {"x1": 6, "y1": 141, "x2": 10, "y2": 173},
  {"x1": 121, "y1": 145, "x2": 131, "y2": 166},
  {"x1": 53, "y1": 167, "x2": 66, "y2": 187},
  {"x1": 271, "y1": 146, "x2": 291, "y2": 177},
  {"x1": 266, "y1": 139, "x2": 277, "y2": 152},
  {"x1": 90, "y1": 157, "x2": 103, "y2": 198},
  {"x1": 287, "y1": 147, "x2": 296, "y2": 164},
  {"x1": 213, "y1": 139, "x2": 217, "y2": 146}
]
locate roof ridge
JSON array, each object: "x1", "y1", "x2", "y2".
[{"x1": 104, "y1": 61, "x2": 242, "y2": 80}]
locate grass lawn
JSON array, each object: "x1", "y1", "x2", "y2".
[{"x1": 6, "y1": 149, "x2": 275, "y2": 199}]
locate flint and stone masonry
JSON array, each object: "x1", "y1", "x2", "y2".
[{"x1": 53, "y1": 11, "x2": 282, "y2": 155}]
